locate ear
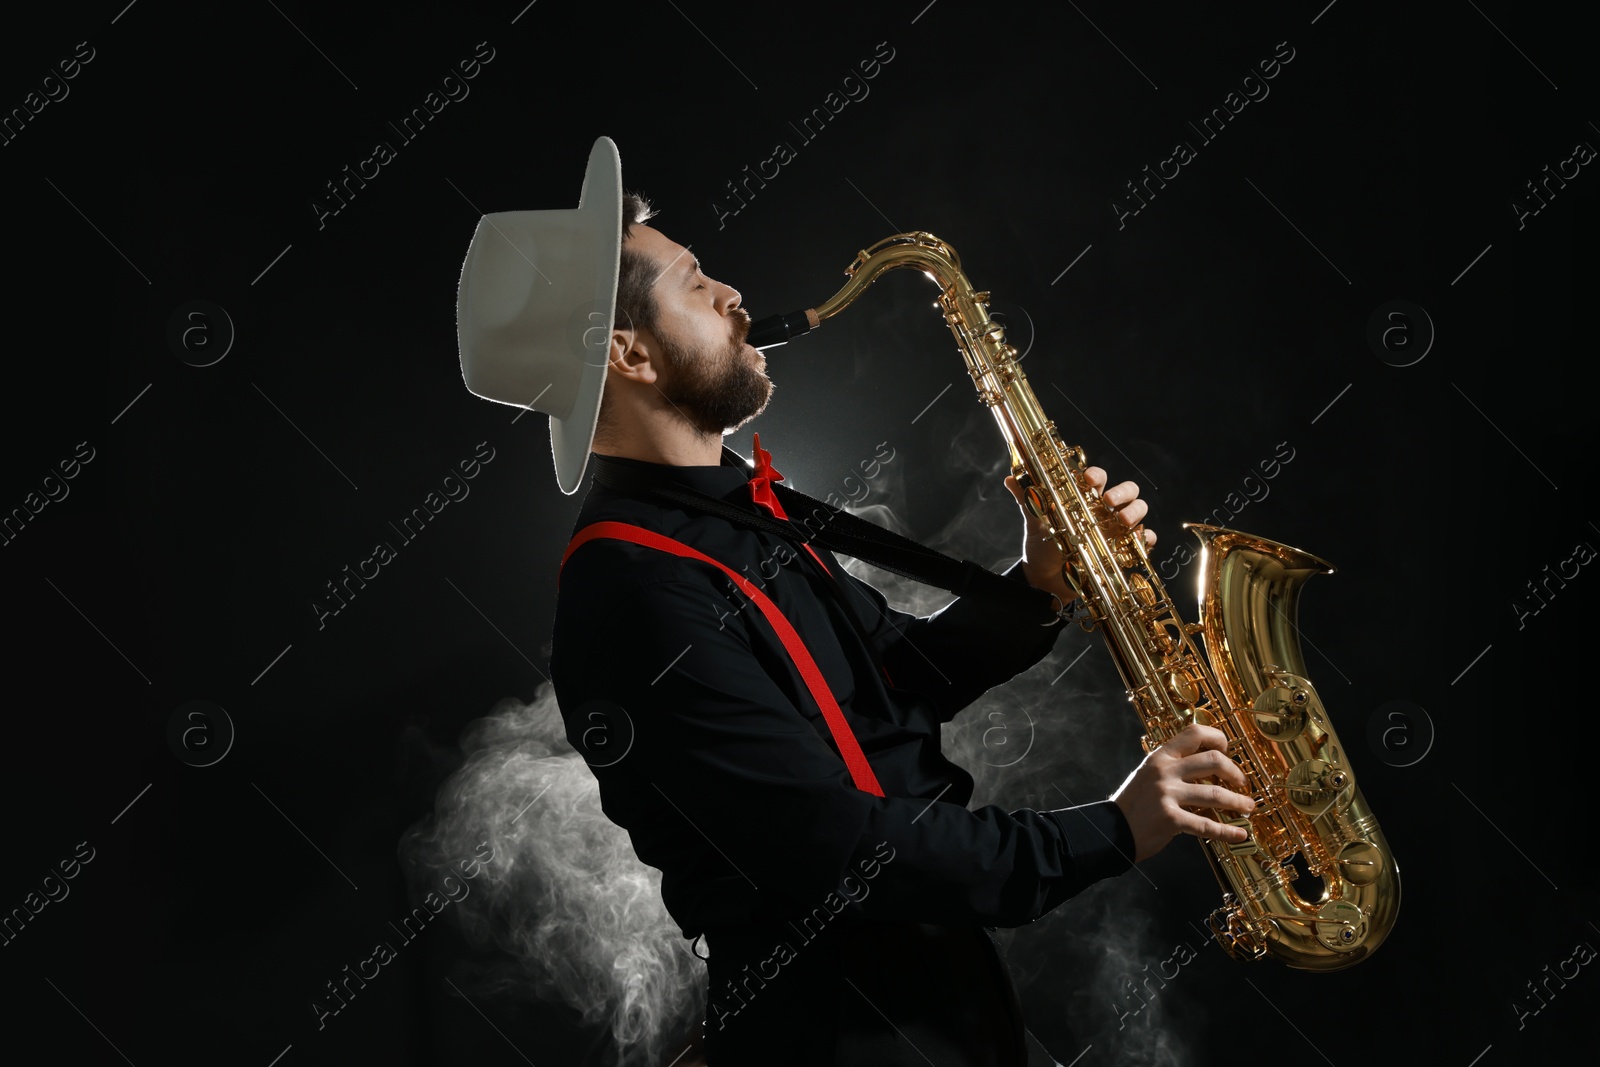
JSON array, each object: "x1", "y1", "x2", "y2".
[{"x1": 608, "y1": 325, "x2": 662, "y2": 385}]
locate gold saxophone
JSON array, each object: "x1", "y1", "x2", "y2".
[{"x1": 750, "y1": 232, "x2": 1400, "y2": 970}]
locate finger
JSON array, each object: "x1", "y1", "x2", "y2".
[
  {"x1": 1161, "y1": 723, "x2": 1229, "y2": 758},
  {"x1": 1102, "y1": 479, "x2": 1140, "y2": 509},
  {"x1": 1083, "y1": 466, "x2": 1108, "y2": 491},
  {"x1": 1116, "y1": 499, "x2": 1149, "y2": 527},
  {"x1": 1175, "y1": 781, "x2": 1256, "y2": 814},
  {"x1": 1144, "y1": 528, "x2": 1158, "y2": 549},
  {"x1": 1177, "y1": 748, "x2": 1249, "y2": 791},
  {"x1": 1003, "y1": 474, "x2": 1026, "y2": 507},
  {"x1": 1178, "y1": 810, "x2": 1251, "y2": 843}
]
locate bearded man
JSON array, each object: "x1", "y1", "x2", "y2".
[{"x1": 456, "y1": 137, "x2": 1255, "y2": 1067}]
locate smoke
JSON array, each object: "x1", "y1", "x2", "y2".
[
  {"x1": 838, "y1": 408, "x2": 1023, "y2": 617},
  {"x1": 1003, "y1": 879, "x2": 1214, "y2": 1066},
  {"x1": 398, "y1": 686, "x2": 704, "y2": 1067}
]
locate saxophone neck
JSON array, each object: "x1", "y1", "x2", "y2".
[{"x1": 818, "y1": 232, "x2": 966, "y2": 320}]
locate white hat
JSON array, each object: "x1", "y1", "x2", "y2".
[{"x1": 456, "y1": 136, "x2": 622, "y2": 494}]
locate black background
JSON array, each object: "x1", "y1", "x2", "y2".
[{"x1": 1, "y1": 1, "x2": 1592, "y2": 1064}]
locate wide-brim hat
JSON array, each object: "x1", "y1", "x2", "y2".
[{"x1": 456, "y1": 135, "x2": 622, "y2": 494}]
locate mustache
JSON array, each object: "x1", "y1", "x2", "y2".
[{"x1": 729, "y1": 307, "x2": 752, "y2": 346}]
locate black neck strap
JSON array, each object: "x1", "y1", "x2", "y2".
[{"x1": 588, "y1": 449, "x2": 1062, "y2": 625}]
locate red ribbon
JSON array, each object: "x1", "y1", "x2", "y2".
[{"x1": 748, "y1": 432, "x2": 790, "y2": 520}]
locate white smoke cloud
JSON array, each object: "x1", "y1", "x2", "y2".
[{"x1": 398, "y1": 687, "x2": 705, "y2": 1067}]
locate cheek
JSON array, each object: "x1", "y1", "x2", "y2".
[{"x1": 658, "y1": 301, "x2": 715, "y2": 344}]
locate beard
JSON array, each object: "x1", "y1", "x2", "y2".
[{"x1": 655, "y1": 309, "x2": 774, "y2": 436}]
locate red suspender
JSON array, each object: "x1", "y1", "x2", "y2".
[{"x1": 560, "y1": 521, "x2": 885, "y2": 798}]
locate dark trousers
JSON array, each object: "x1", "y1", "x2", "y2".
[{"x1": 696, "y1": 919, "x2": 1034, "y2": 1067}]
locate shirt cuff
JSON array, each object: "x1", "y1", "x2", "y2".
[{"x1": 1046, "y1": 800, "x2": 1137, "y2": 885}]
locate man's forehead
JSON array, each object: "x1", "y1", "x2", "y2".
[{"x1": 628, "y1": 225, "x2": 698, "y2": 281}]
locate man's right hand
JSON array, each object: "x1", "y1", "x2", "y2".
[{"x1": 1110, "y1": 723, "x2": 1256, "y2": 863}]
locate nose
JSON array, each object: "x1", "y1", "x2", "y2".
[{"x1": 716, "y1": 280, "x2": 742, "y2": 315}]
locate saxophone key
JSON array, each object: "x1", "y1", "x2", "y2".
[
  {"x1": 1223, "y1": 816, "x2": 1258, "y2": 856},
  {"x1": 1336, "y1": 840, "x2": 1384, "y2": 887},
  {"x1": 1313, "y1": 900, "x2": 1368, "y2": 952},
  {"x1": 1285, "y1": 758, "x2": 1356, "y2": 817},
  {"x1": 1251, "y1": 686, "x2": 1309, "y2": 743},
  {"x1": 1164, "y1": 668, "x2": 1200, "y2": 707}
]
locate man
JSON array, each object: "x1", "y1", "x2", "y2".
[{"x1": 457, "y1": 138, "x2": 1255, "y2": 1066}]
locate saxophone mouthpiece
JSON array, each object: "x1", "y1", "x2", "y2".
[{"x1": 748, "y1": 308, "x2": 821, "y2": 350}]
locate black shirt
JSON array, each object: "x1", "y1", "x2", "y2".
[{"x1": 550, "y1": 447, "x2": 1137, "y2": 1064}]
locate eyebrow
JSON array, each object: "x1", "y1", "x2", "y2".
[{"x1": 646, "y1": 244, "x2": 696, "y2": 291}]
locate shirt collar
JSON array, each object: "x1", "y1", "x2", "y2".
[{"x1": 588, "y1": 446, "x2": 754, "y2": 500}]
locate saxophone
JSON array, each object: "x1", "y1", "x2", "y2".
[{"x1": 748, "y1": 233, "x2": 1400, "y2": 970}]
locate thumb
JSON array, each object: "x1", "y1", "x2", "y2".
[{"x1": 1003, "y1": 473, "x2": 1026, "y2": 508}]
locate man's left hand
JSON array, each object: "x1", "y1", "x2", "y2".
[{"x1": 1002, "y1": 468, "x2": 1157, "y2": 610}]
